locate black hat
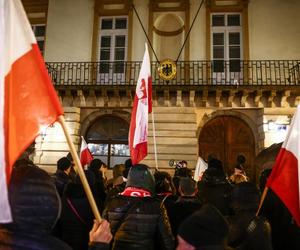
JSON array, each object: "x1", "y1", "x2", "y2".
[
  {"x1": 57, "y1": 157, "x2": 72, "y2": 171},
  {"x1": 178, "y1": 204, "x2": 229, "y2": 248},
  {"x1": 89, "y1": 159, "x2": 103, "y2": 171},
  {"x1": 66, "y1": 152, "x2": 73, "y2": 162},
  {"x1": 126, "y1": 164, "x2": 155, "y2": 194},
  {"x1": 123, "y1": 158, "x2": 132, "y2": 178},
  {"x1": 208, "y1": 158, "x2": 223, "y2": 170}
]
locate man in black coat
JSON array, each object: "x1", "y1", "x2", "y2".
[
  {"x1": 103, "y1": 164, "x2": 175, "y2": 250},
  {"x1": 52, "y1": 156, "x2": 73, "y2": 197},
  {"x1": 167, "y1": 177, "x2": 202, "y2": 236},
  {"x1": 197, "y1": 158, "x2": 233, "y2": 216}
]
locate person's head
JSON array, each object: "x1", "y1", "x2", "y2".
[
  {"x1": 237, "y1": 154, "x2": 246, "y2": 165},
  {"x1": 7, "y1": 164, "x2": 61, "y2": 234},
  {"x1": 154, "y1": 171, "x2": 173, "y2": 194},
  {"x1": 177, "y1": 204, "x2": 229, "y2": 250},
  {"x1": 126, "y1": 164, "x2": 155, "y2": 195},
  {"x1": 66, "y1": 152, "x2": 73, "y2": 163},
  {"x1": 179, "y1": 177, "x2": 197, "y2": 196},
  {"x1": 113, "y1": 164, "x2": 125, "y2": 179},
  {"x1": 231, "y1": 182, "x2": 260, "y2": 213},
  {"x1": 57, "y1": 157, "x2": 72, "y2": 174},
  {"x1": 89, "y1": 159, "x2": 104, "y2": 171}
]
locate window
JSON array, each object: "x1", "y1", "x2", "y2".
[
  {"x1": 86, "y1": 115, "x2": 129, "y2": 168},
  {"x1": 98, "y1": 17, "x2": 128, "y2": 74},
  {"x1": 211, "y1": 13, "x2": 242, "y2": 72},
  {"x1": 31, "y1": 24, "x2": 46, "y2": 55}
]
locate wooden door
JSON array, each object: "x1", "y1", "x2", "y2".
[{"x1": 199, "y1": 116, "x2": 255, "y2": 180}]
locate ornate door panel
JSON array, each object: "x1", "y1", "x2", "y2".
[{"x1": 199, "y1": 116, "x2": 255, "y2": 180}]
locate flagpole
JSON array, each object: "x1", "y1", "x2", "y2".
[
  {"x1": 58, "y1": 115, "x2": 101, "y2": 221},
  {"x1": 256, "y1": 186, "x2": 269, "y2": 216},
  {"x1": 151, "y1": 109, "x2": 159, "y2": 170}
]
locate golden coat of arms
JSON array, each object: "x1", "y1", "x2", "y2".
[{"x1": 158, "y1": 59, "x2": 177, "y2": 81}]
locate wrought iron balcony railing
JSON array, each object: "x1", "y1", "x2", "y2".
[{"x1": 46, "y1": 60, "x2": 300, "y2": 86}]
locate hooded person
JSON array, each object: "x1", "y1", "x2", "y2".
[
  {"x1": 102, "y1": 164, "x2": 175, "y2": 250},
  {"x1": 177, "y1": 204, "x2": 231, "y2": 250},
  {"x1": 197, "y1": 158, "x2": 233, "y2": 216}
]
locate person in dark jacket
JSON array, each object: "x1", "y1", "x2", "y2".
[
  {"x1": 52, "y1": 156, "x2": 73, "y2": 197},
  {"x1": 60, "y1": 170, "x2": 98, "y2": 250},
  {"x1": 167, "y1": 177, "x2": 202, "y2": 236},
  {"x1": 0, "y1": 160, "x2": 112, "y2": 250},
  {"x1": 103, "y1": 164, "x2": 175, "y2": 250},
  {"x1": 227, "y1": 182, "x2": 272, "y2": 250},
  {"x1": 197, "y1": 158, "x2": 233, "y2": 216},
  {"x1": 259, "y1": 169, "x2": 300, "y2": 250},
  {"x1": 89, "y1": 159, "x2": 107, "y2": 211},
  {"x1": 177, "y1": 204, "x2": 232, "y2": 250}
]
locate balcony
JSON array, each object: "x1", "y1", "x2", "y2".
[{"x1": 46, "y1": 60, "x2": 300, "y2": 87}]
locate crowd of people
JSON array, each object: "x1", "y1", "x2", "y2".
[{"x1": 0, "y1": 153, "x2": 299, "y2": 250}]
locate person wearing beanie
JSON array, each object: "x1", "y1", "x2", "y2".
[
  {"x1": 227, "y1": 182, "x2": 272, "y2": 250},
  {"x1": 197, "y1": 158, "x2": 233, "y2": 216},
  {"x1": 103, "y1": 164, "x2": 175, "y2": 250},
  {"x1": 0, "y1": 162, "x2": 113, "y2": 250},
  {"x1": 52, "y1": 156, "x2": 73, "y2": 197},
  {"x1": 177, "y1": 204, "x2": 231, "y2": 250}
]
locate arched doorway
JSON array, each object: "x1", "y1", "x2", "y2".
[
  {"x1": 85, "y1": 115, "x2": 129, "y2": 168},
  {"x1": 199, "y1": 116, "x2": 255, "y2": 180}
]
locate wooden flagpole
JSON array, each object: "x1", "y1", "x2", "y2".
[
  {"x1": 151, "y1": 109, "x2": 159, "y2": 170},
  {"x1": 256, "y1": 186, "x2": 269, "y2": 216},
  {"x1": 58, "y1": 115, "x2": 101, "y2": 221}
]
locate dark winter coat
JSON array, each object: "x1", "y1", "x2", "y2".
[
  {"x1": 197, "y1": 170, "x2": 233, "y2": 216},
  {"x1": 52, "y1": 169, "x2": 71, "y2": 197},
  {"x1": 0, "y1": 165, "x2": 72, "y2": 250},
  {"x1": 228, "y1": 212, "x2": 272, "y2": 250},
  {"x1": 167, "y1": 196, "x2": 202, "y2": 236},
  {"x1": 260, "y1": 189, "x2": 300, "y2": 250},
  {"x1": 60, "y1": 182, "x2": 95, "y2": 250},
  {"x1": 103, "y1": 195, "x2": 175, "y2": 250}
]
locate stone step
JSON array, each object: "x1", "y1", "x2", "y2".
[
  {"x1": 148, "y1": 130, "x2": 196, "y2": 137},
  {"x1": 149, "y1": 113, "x2": 196, "y2": 123},
  {"x1": 148, "y1": 137, "x2": 197, "y2": 145}
]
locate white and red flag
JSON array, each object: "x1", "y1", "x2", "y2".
[
  {"x1": 80, "y1": 136, "x2": 93, "y2": 168},
  {"x1": 266, "y1": 105, "x2": 300, "y2": 226},
  {"x1": 0, "y1": 0, "x2": 64, "y2": 223},
  {"x1": 129, "y1": 44, "x2": 152, "y2": 165}
]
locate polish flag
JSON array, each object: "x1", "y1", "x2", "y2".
[
  {"x1": 129, "y1": 44, "x2": 152, "y2": 165},
  {"x1": 0, "y1": 0, "x2": 64, "y2": 223},
  {"x1": 80, "y1": 136, "x2": 93, "y2": 168},
  {"x1": 266, "y1": 105, "x2": 300, "y2": 226}
]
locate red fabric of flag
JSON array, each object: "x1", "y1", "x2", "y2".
[
  {"x1": 129, "y1": 44, "x2": 152, "y2": 165},
  {"x1": 0, "y1": 0, "x2": 64, "y2": 223},
  {"x1": 80, "y1": 137, "x2": 93, "y2": 168},
  {"x1": 266, "y1": 105, "x2": 300, "y2": 226}
]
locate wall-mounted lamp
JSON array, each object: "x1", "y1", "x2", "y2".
[
  {"x1": 40, "y1": 126, "x2": 48, "y2": 140},
  {"x1": 268, "y1": 120, "x2": 276, "y2": 131}
]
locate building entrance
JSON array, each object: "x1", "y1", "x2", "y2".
[{"x1": 199, "y1": 115, "x2": 255, "y2": 180}]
